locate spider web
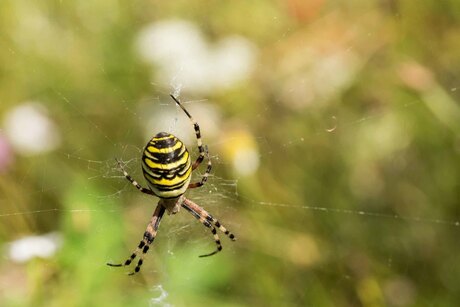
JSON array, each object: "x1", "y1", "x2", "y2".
[
  {"x1": 1, "y1": 85, "x2": 459, "y2": 306},
  {"x1": 1, "y1": 6, "x2": 460, "y2": 305},
  {"x1": 1, "y1": 98, "x2": 458, "y2": 227}
]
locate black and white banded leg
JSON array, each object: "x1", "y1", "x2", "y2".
[
  {"x1": 170, "y1": 94, "x2": 205, "y2": 170},
  {"x1": 182, "y1": 198, "x2": 236, "y2": 257},
  {"x1": 107, "y1": 204, "x2": 165, "y2": 275},
  {"x1": 116, "y1": 158, "x2": 154, "y2": 195},
  {"x1": 188, "y1": 145, "x2": 212, "y2": 189}
]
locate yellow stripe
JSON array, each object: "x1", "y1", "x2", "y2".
[
  {"x1": 144, "y1": 151, "x2": 189, "y2": 170},
  {"x1": 142, "y1": 163, "x2": 162, "y2": 178},
  {"x1": 146, "y1": 140, "x2": 183, "y2": 154},
  {"x1": 146, "y1": 158, "x2": 190, "y2": 179},
  {"x1": 177, "y1": 159, "x2": 191, "y2": 175},
  {"x1": 144, "y1": 145, "x2": 186, "y2": 161},
  {"x1": 145, "y1": 166, "x2": 192, "y2": 186}
]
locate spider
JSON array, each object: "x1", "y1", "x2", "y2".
[{"x1": 107, "y1": 94, "x2": 236, "y2": 275}]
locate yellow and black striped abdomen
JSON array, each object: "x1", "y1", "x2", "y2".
[{"x1": 142, "y1": 132, "x2": 192, "y2": 198}]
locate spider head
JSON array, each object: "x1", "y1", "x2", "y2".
[{"x1": 159, "y1": 195, "x2": 184, "y2": 215}]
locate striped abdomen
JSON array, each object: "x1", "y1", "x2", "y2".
[{"x1": 142, "y1": 132, "x2": 192, "y2": 198}]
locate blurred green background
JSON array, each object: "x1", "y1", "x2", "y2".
[{"x1": 1, "y1": 1, "x2": 460, "y2": 306}]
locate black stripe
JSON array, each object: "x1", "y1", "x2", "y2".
[
  {"x1": 142, "y1": 158, "x2": 190, "y2": 177},
  {"x1": 150, "y1": 137, "x2": 178, "y2": 149},
  {"x1": 144, "y1": 145, "x2": 186, "y2": 163},
  {"x1": 183, "y1": 205, "x2": 200, "y2": 219},
  {"x1": 143, "y1": 166, "x2": 191, "y2": 185},
  {"x1": 205, "y1": 215, "x2": 213, "y2": 223},
  {"x1": 144, "y1": 175, "x2": 189, "y2": 191},
  {"x1": 153, "y1": 181, "x2": 188, "y2": 191},
  {"x1": 203, "y1": 220, "x2": 212, "y2": 228},
  {"x1": 141, "y1": 166, "x2": 162, "y2": 179},
  {"x1": 143, "y1": 231, "x2": 154, "y2": 243}
]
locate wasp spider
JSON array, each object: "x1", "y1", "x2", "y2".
[{"x1": 107, "y1": 95, "x2": 236, "y2": 275}]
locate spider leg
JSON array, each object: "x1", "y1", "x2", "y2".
[
  {"x1": 182, "y1": 198, "x2": 236, "y2": 257},
  {"x1": 116, "y1": 158, "x2": 155, "y2": 195},
  {"x1": 188, "y1": 145, "x2": 212, "y2": 189},
  {"x1": 181, "y1": 202, "x2": 221, "y2": 257},
  {"x1": 169, "y1": 94, "x2": 205, "y2": 170},
  {"x1": 107, "y1": 204, "x2": 165, "y2": 275}
]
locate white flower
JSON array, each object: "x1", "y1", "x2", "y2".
[
  {"x1": 8, "y1": 232, "x2": 62, "y2": 263},
  {"x1": 3, "y1": 102, "x2": 61, "y2": 156},
  {"x1": 136, "y1": 19, "x2": 257, "y2": 94}
]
